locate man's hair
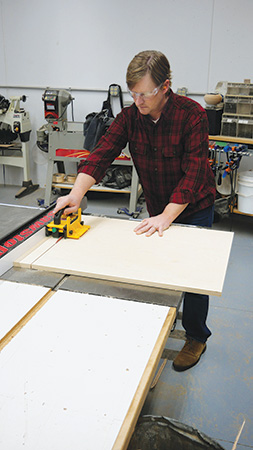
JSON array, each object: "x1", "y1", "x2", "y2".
[{"x1": 126, "y1": 50, "x2": 172, "y2": 93}]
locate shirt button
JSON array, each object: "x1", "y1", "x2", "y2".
[
  {"x1": 153, "y1": 147, "x2": 157, "y2": 152},
  {"x1": 154, "y1": 167, "x2": 158, "y2": 172}
]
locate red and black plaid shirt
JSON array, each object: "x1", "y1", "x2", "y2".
[{"x1": 78, "y1": 89, "x2": 216, "y2": 219}]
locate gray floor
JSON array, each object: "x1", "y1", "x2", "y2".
[
  {"x1": 0, "y1": 184, "x2": 252, "y2": 449},
  {"x1": 142, "y1": 217, "x2": 253, "y2": 449},
  {"x1": 142, "y1": 212, "x2": 253, "y2": 449}
]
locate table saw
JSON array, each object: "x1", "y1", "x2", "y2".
[{"x1": 0, "y1": 211, "x2": 233, "y2": 449}]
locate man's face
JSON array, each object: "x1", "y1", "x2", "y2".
[{"x1": 130, "y1": 73, "x2": 169, "y2": 120}]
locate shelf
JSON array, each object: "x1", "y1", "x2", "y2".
[
  {"x1": 0, "y1": 143, "x2": 20, "y2": 149},
  {"x1": 52, "y1": 182, "x2": 143, "y2": 196},
  {"x1": 222, "y1": 113, "x2": 253, "y2": 118},
  {"x1": 209, "y1": 135, "x2": 253, "y2": 146}
]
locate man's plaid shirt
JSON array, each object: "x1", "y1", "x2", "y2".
[{"x1": 78, "y1": 89, "x2": 216, "y2": 219}]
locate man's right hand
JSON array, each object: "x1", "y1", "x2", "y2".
[
  {"x1": 53, "y1": 173, "x2": 96, "y2": 216},
  {"x1": 53, "y1": 193, "x2": 82, "y2": 216}
]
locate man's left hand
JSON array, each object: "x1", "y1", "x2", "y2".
[
  {"x1": 134, "y1": 202, "x2": 189, "y2": 237},
  {"x1": 134, "y1": 214, "x2": 172, "y2": 237}
]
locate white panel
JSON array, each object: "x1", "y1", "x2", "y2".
[
  {"x1": 1, "y1": 1, "x2": 253, "y2": 92},
  {"x1": 0, "y1": 0, "x2": 213, "y2": 92},
  {"x1": 208, "y1": 0, "x2": 253, "y2": 90},
  {"x1": 0, "y1": 280, "x2": 49, "y2": 341},
  {"x1": 0, "y1": 6, "x2": 5, "y2": 85},
  {"x1": 0, "y1": 289, "x2": 171, "y2": 450},
  {"x1": 15, "y1": 216, "x2": 234, "y2": 296}
]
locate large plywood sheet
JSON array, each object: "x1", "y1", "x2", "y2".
[
  {"x1": 0, "y1": 280, "x2": 50, "y2": 342},
  {"x1": 15, "y1": 215, "x2": 234, "y2": 296},
  {"x1": 0, "y1": 289, "x2": 174, "y2": 450}
]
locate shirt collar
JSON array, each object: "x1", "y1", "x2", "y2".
[
  {"x1": 134, "y1": 88, "x2": 174, "y2": 124},
  {"x1": 160, "y1": 88, "x2": 173, "y2": 117}
]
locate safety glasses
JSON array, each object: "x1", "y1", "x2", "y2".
[{"x1": 128, "y1": 83, "x2": 163, "y2": 101}]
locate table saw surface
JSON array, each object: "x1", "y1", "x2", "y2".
[
  {"x1": 0, "y1": 214, "x2": 234, "y2": 449},
  {"x1": 0, "y1": 280, "x2": 176, "y2": 450}
]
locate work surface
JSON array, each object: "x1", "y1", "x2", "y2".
[
  {"x1": 0, "y1": 216, "x2": 234, "y2": 448},
  {"x1": 0, "y1": 203, "x2": 43, "y2": 242},
  {"x1": 0, "y1": 283, "x2": 174, "y2": 450},
  {"x1": 15, "y1": 215, "x2": 234, "y2": 296},
  {"x1": 0, "y1": 280, "x2": 49, "y2": 341}
]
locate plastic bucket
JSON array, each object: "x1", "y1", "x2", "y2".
[{"x1": 237, "y1": 170, "x2": 253, "y2": 214}]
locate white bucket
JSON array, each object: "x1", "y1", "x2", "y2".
[{"x1": 237, "y1": 170, "x2": 253, "y2": 214}]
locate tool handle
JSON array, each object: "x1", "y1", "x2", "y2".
[{"x1": 54, "y1": 208, "x2": 65, "y2": 225}]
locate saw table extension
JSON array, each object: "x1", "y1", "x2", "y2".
[{"x1": 0, "y1": 214, "x2": 233, "y2": 449}]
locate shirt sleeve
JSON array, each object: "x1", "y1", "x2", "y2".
[
  {"x1": 78, "y1": 112, "x2": 128, "y2": 183},
  {"x1": 169, "y1": 111, "x2": 211, "y2": 205}
]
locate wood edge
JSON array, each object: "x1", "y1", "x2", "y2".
[
  {"x1": 0, "y1": 289, "x2": 54, "y2": 352},
  {"x1": 209, "y1": 135, "x2": 253, "y2": 145},
  {"x1": 27, "y1": 264, "x2": 223, "y2": 297},
  {"x1": 13, "y1": 236, "x2": 49, "y2": 267},
  {"x1": 112, "y1": 307, "x2": 177, "y2": 450},
  {"x1": 14, "y1": 237, "x2": 60, "y2": 269},
  {"x1": 13, "y1": 260, "x2": 31, "y2": 269}
]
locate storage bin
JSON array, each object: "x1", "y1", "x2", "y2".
[
  {"x1": 224, "y1": 96, "x2": 237, "y2": 114},
  {"x1": 227, "y1": 83, "x2": 240, "y2": 95},
  {"x1": 237, "y1": 97, "x2": 251, "y2": 115},
  {"x1": 221, "y1": 115, "x2": 237, "y2": 136},
  {"x1": 227, "y1": 82, "x2": 253, "y2": 95},
  {"x1": 221, "y1": 82, "x2": 253, "y2": 138},
  {"x1": 237, "y1": 118, "x2": 253, "y2": 139}
]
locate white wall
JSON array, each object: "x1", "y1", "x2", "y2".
[{"x1": 0, "y1": 0, "x2": 253, "y2": 186}]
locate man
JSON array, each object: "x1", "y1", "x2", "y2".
[{"x1": 54, "y1": 50, "x2": 216, "y2": 371}]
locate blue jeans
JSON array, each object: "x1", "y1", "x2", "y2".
[{"x1": 176, "y1": 205, "x2": 214, "y2": 343}]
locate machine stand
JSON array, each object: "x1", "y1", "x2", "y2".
[{"x1": 15, "y1": 180, "x2": 39, "y2": 199}]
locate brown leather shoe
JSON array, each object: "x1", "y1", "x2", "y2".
[{"x1": 173, "y1": 338, "x2": 207, "y2": 372}]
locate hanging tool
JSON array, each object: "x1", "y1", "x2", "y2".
[
  {"x1": 222, "y1": 144, "x2": 248, "y2": 179},
  {"x1": 220, "y1": 144, "x2": 249, "y2": 213}
]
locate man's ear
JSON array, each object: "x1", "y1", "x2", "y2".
[{"x1": 163, "y1": 79, "x2": 170, "y2": 93}]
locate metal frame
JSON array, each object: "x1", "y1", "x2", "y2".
[
  {"x1": 0, "y1": 141, "x2": 30, "y2": 181},
  {"x1": 44, "y1": 121, "x2": 142, "y2": 212}
]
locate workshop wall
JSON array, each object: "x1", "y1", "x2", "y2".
[{"x1": 0, "y1": 0, "x2": 253, "y2": 186}]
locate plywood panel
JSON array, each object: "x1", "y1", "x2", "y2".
[
  {"x1": 0, "y1": 280, "x2": 50, "y2": 342},
  {"x1": 14, "y1": 237, "x2": 58, "y2": 268},
  {"x1": 0, "y1": 289, "x2": 173, "y2": 450},
  {"x1": 15, "y1": 215, "x2": 234, "y2": 296}
]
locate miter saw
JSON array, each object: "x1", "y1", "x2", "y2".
[
  {"x1": 36, "y1": 89, "x2": 74, "y2": 152},
  {"x1": 0, "y1": 95, "x2": 39, "y2": 197}
]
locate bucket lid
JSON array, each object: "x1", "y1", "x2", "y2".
[{"x1": 238, "y1": 170, "x2": 253, "y2": 183}]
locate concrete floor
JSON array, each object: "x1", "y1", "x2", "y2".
[
  {"x1": 0, "y1": 184, "x2": 252, "y2": 449},
  {"x1": 142, "y1": 211, "x2": 253, "y2": 449}
]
